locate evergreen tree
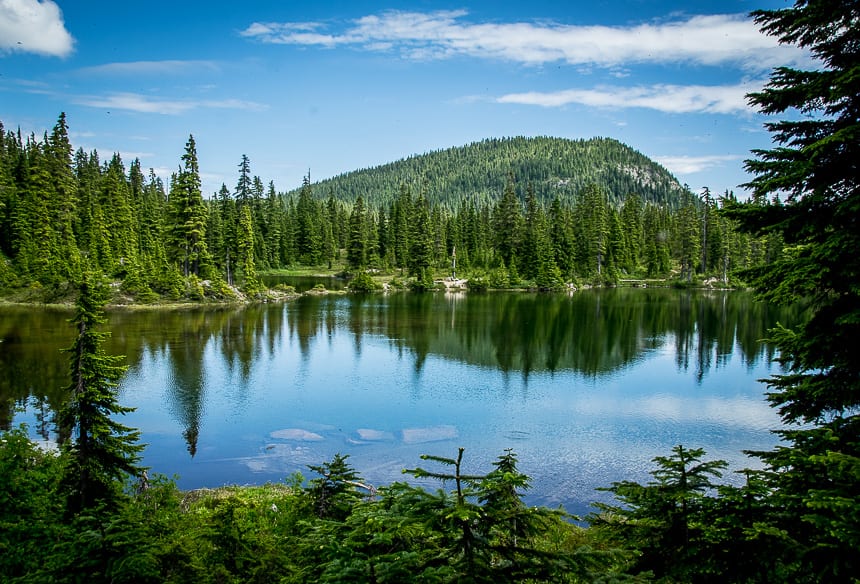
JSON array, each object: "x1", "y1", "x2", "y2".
[
  {"x1": 236, "y1": 205, "x2": 262, "y2": 293},
  {"x1": 643, "y1": 203, "x2": 672, "y2": 277},
  {"x1": 408, "y1": 193, "x2": 434, "y2": 283},
  {"x1": 235, "y1": 154, "x2": 252, "y2": 205},
  {"x1": 168, "y1": 135, "x2": 210, "y2": 278},
  {"x1": 325, "y1": 189, "x2": 340, "y2": 250},
  {"x1": 346, "y1": 195, "x2": 368, "y2": 270},
  {"x1": 593, "y1": 445, "x2": 728, "y2": 581},
  {"x1": 576, "y1": 183, "x2": 610, "y2": 278},
  {"x1": 675, "y1": 192, "x2": 702, "y2": 282},
  {"x1": 619, "y1": 193, "x2": 644, "y2": 274},
  {"x1": 264, "y1": 181, "x2": 286, "y2": 269},
  {"x1": 306, "y1": 453, "x2": 364, "y2": 521},
  {"x1": 391, "y1": 183, "x2": 412, "y2": 272},
  {"x1": 720, "y1": 1, "x2": 860, "y2": 579},
  {"x1": 548, "y1": 197, "x2": 574, "y2": 280},
  {"x1": 520, "y1": 183, "x2": 540, "y2": 280},
  {"x1": 55, "y1": 270, "x2": 143, "y2": 514},
  {"x1": 493, "y1": 173, "x2": 522, "y2": 270},
  {"x1": 100, "y1": 153, "x2": 137, "y2": 275},
  {"x1": 216, "y1": 183, "x2": 237, "y2": 284},
  {"x1": 46, "y1": 113, "x2": 81, "y2": 283},
  {"x1": 295, "y1": 174, "x2": 322, "y2": 264}
]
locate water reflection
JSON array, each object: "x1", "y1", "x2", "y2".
[
  {"x1": 1, "y1": 290, "x2": 801, "y2": 513},
  {"x1": 1, "y1": 290, "x2": 797, "y2": 428}
]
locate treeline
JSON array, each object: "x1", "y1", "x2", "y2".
[{"x1": 0, "y1": 114, "x2": 780, "y2": 299}]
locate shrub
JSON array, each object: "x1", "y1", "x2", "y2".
[{"x1": 348, "y1": 271, "x2": 380, "y2": 292}]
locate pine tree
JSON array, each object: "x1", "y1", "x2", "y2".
[
  {"x1": 46, "y1": 113, "x2": 81, "y2": 283},
  {"x1": 55, "y1": 270, "x2": 143, "y2": 514},
  {"x1": 100, "y1": 153, "x2": 137, "y2": 275},
  {"x1": 168, "y1": 135, "x2": 210, "y2": 278},
  {"x1": 576, "y1": 183, "x2": 610, "y2": 278},
  {"x1": 295, "y1": 174, "x2": 322, "y2": 264},
  {"x1": 720, "y1": 1, "x2": 860, "y2": 579},
  {"x1": 548, "y1": 197, "x2": 574, "y2": 280},
  {"x1": 408, "y1": 193, "x2": 434, "y2": 283},
  {"x1": 593, "y1": 445, "x2": 728, "y2": 581},
  {"x1": 391, "y1": 183, "x2": 412, "y2": 272},
  {"x1": 675, "y1": 192, "x2": 702, "y2": 282},
  {"x1": 235, "y1": 154, "x2": 252, "y2": 205},
  {"x1": 236, "y1": 205, "x2": 262, "y2": 293},
  {"x1": 620, "y1": 193, "x2": 644, "y2": 273},
  {"x1": 493, "y1": 173, "x2": 522, "y2": 270},
  {"x1": 346, "y1": 195, "x2": 368, "y2": 270}
]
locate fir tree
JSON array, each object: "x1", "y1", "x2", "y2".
[
  {"x1": 347, "y1": 195, "x2": 368, "y2": 270},
  {"x1": 168, "y1": 135, "x2": 210, "y2": 278},
  {"x1": 55, "y1": 270, "x2": 143, "y2": 515},
  {"x1": 295, "y1": 173, "x2": 322, "y2": 264},
  {"x1": 721, "y1": 1, "x2": 860, "y2": 579},
  {"x1": 493, "y1": 173, "x2": 522, "y2": 270},
  {"x1": 408, "y1": 193, "x2": 434, "y2": 283},
  {"x1": 237, "y1": 205, "x2": 262, "y2": 293}
]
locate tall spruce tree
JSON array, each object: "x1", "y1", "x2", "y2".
[
  {"x1": 295, "y1": 174, "x2": 322, "y2": 265},
  {"x1": 55, "y1": 270, "x2": 142, "y2": 514},
  {"x1": 576, "y1": 183, "x2": 610, "y2": 277},
  {"x1": 721, "y1": 1, "x2": 860, "y2": 579},
  {"x1": 408, "y1": 193, "x2": 434, "y2": 283},
  {"x1": 168, "y1": 135, "x2": 210, "y2": 278},
  {"x1": 675, "y1": 191, "x2": 702, "y2": 282},
  {"x1": 493, "y1": 173, "x2": 522, "y2": 271},
  {"x1": 236, "y1": 205, "x2": 262, "y2": 293},
  {"x1": 347, "y1": 195, "x2": 368, "y2": 270}
]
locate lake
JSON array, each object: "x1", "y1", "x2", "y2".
[{"x1": 1, "y1": 288, "x2": 799, "y2": 516}]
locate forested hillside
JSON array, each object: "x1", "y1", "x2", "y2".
[
  {"x1": 290, "y1": 136, "x2": 686, "y2": 208},
  {"x1": 0, "y1": 114, "x2": 779, "y2": 300}
]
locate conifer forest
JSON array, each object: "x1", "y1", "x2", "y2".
[{"x1": 0, "y1": 117, "x2": 779, "y2": 300}]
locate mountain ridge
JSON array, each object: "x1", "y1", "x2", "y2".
[{"x1": 293, "y1": 136, "x2": 686, "y2": 208}]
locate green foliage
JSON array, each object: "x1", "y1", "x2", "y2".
[
  {"x1": 305, "y1": 453, "x2": 365, "y2": 521},
  {"x1": 0, "y1": 426, "x2": 66, "y2": 580},
  {"x1": 717, "y1": 1, "x2": 860, "y2": 580},
  {"x1": 488, "y1": 265, "x2": 511, "y2": 288},
  {"x1": 387, "y1": 276, "x2": 407, "y2": 289},
  {"x1": 466, "y1": 274, "x2": 490, "y2": 291},
  {"x1": 347, "y1": 195, "x2": 368, "y2": 270},
  {"x1": 289, "y1": 136, "x2": 686, "y2": 208},
  {"x1": 348, "y1": 271, "x2": 381, "y2": 292},
  {"x1": 55, "y1": 269, "x2": 143, "y2": 515},
  {"x1": 592, "y1": 445, "x2": 728, "y2": 581},
  {"x1": 0, "y1": 113, "x2": 782, "y2": 297},
  {"x1": 305, "y1": 448, "x2": 623, "y2": 583},
  {"x1": 168, "y1": 135, "x2": 211, "y2": 279},
  {"x1": 407, "y1": 269, "x2": 436, "y2": 291},
  {"x1": 237, "y1": 205, "x2": 264, "y2": 294}
]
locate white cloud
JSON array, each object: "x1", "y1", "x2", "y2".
[
  {"x1": 78, "y1": 60, "x2": 220, "y2": 75},
  {"x1": 73, "y1": 92, "x2": 268, "y2": 115},
  {"x1": 497, "y1": 82, "x2": 758, "y2": 114},
  {"x1": 241, "y1": 10, "x2": 807, "y2": 71},
  {"x1": 0, "y1": 0, "x2": 73, "y2": 57},
  {"x1": 655, "y1": 154, "x2": 744, "y2": 174}
]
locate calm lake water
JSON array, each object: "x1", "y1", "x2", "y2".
[{"x1": 2, "y1": 289, "x2": 799, "y2": 516}]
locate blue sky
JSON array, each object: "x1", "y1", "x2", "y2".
[{"x1": 0, "y1": 0, "x2": 808, "y2": 198}]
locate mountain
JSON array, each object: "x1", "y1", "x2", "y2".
[{"x1": 294, "y1": 136, "x2": 686, "y2": 208}]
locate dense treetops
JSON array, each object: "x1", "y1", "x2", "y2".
[{"x1": 288, "y1": 135, "x2": 686, "y2": 209}]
